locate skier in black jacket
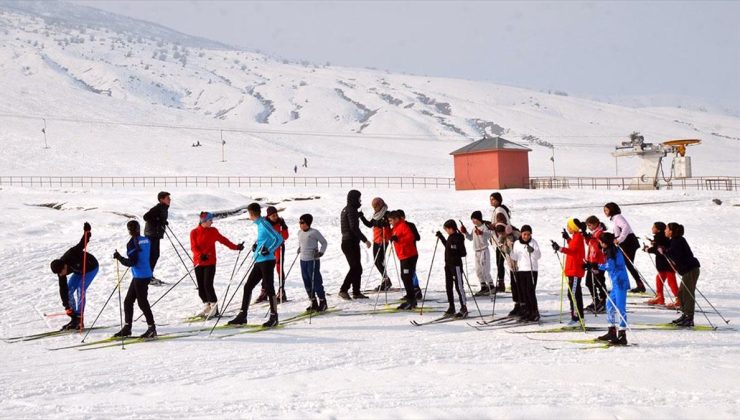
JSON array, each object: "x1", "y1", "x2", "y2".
[
  {"x1": 49, "y1": 222, "x2": 99, "y2": 330},
  {"x1": 143, "y1": 191, "x2": 170, "y2": 285},
  {"x1": 660, "y1": 223, "x2": 701, "y2": 327},
  {"x1": 435, "y1": 220, "x2": 468, "y2": 319},
  {"x1": 339, "y1": 190, "x2": 371, "y2": 300}
]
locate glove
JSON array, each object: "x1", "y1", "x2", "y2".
[
  {"x1": 251, "y1": 243, "x2": 257, "y2": 252},
  {"x1": 582, "y1": 232, "x2": 592, "y2": 240},
  {"x1": 526, "y1": 245, "x2": 534, "y2": 253},
  {"x1": 83, "y1": 222, "x2": 91, "y2": 232},
  {"x1": 200, "y1": 254, "x2": 209, "y2": 262},
  {"x1": 390, "y1": 235, "x2": 398, "y2": 242},
  {"x1": 164, "y1": 220, "x2": 169, "y2": 226},
  {"x1": 582, "y1": 262, "x2": 593, "y2": 270},
  {"x1": 460, "y1": 225, "x2": 467, "y2": 234},
  {"x1": 550, "y1": 240, "x2": 560, "y2": 252},
  {"x1": 314, "y1": 250, "x2": 323, "y2": 259},
  {"x1": 113, "y1": 250, "x2": 122, "y2": 260},
  {"x1": 236, "y1": 242, "x2": 245, "y2": 251},
  {"x1": 435, "y1": 231, "x2": 444, "y2": 240},
  {"x1": 260, "y1": 246, "x2": 269, "y2": 256},
  {"x1": 561, "y1": 229, "x2": 570, "y2": 241}
]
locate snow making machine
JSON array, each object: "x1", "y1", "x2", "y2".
[{"x1": 612, "y1": 132, "x2": 700, "y2": 190}]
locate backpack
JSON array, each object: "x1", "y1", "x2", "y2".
[
  {"x1": 500, "y1": 204, "x2": 511, "y2": 219},
  {"x1": 408, "y1": 222, "x2": 421, "y2": 242}
]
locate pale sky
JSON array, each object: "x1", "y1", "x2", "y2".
[{"x1": 75, "y1": 0, "x2": 740, "y2": 107}]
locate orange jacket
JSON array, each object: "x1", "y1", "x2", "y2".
[
  {"x1": 391, "y1": 220, "x2": 418, "y2": 260},
  {"x1": 560, "y1": 232, "x2": 585, "y2": 277},
  {"x1": 190, "y1": 225, "x2": 238, "y2": 267}
]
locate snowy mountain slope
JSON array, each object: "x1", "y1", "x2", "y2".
[{"x1": 0, "y1": 2, "x2": 739, "y2": 178}]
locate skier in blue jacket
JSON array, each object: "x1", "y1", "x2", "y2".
[
  {"x1": 113, "y1": 220, "x2": 157, "y2": 339},
  {"x1": 228, "y1": 203, "x2": 284, "y2": 327},
  {"x1": 591, "y1": 232, "x2": 630, "y2": 345}
]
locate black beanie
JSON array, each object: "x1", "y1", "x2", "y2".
[
  {"x1": 443, "y1": 219, "x2": 457, "y2": 230},
  {"x1": 470, "y1": 210, "x2": 482, "y2": 221},
  {"x1": 299, "y1": 213, "x2": 313, "y2": 226},
  {"x1": 520, "y1": 224, "x2": 532, "y2": 233},
  {"x1": 50, "y1": 259, "x2": 64, "y2": 274}
]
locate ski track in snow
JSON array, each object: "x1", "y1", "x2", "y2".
[{"x1": 2, "y1": 187, "x2": 740, "y2": 418}]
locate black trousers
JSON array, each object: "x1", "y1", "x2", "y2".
[
  {"x1": 444, "y1": 264, "x2": 466, "y2": 308},
  {"x1": 399, "y1": 256, "x2": 418, "y2": 304},
  {"x1": 495, "y1": 248, "x2": 505, "y2": 281},
  {"x1": 124, "y1": 278, "x2": 154, "y2": 326},
  {"x1": 585, "y1": 268, "x2": 608, "y2": 306},
  {"x1": 195, "y1": 265, "x2": 217, "y2": 302},
  {"x1": 241, "y1": 260, "x2": 276, "y2": 311},
  {"x1": 340, "y1": 240, "x2": 363, "y2": 293},
  {"x1": 567, "y1": 276, "x2": 584, "y2": 321},
  {"x1": 148, "y1": 237, "x2": 161, "y2": 273},
  {"x1": 621, "y1": 234, "x2": 644, "y2": 288},
  {"x1": 516, "y1": 271, "x2": 539, "y2": 315},
  {"x1": 373, "y1": 242, "x2": 390, "y2": 280}
]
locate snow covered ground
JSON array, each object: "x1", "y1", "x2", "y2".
[{"x1": 2, "y1": 186, "x2": 739, "y2": 418}]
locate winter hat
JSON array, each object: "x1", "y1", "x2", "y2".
[
  {"x1": 387, "y1": 210, "x2": 402, "y2": 220},
  {"x1": 200, "y1": 211, "x2": 214, "y2": 223},
  {"x1": 347, "y1": 190, "x2": 362, "y2": 207},
  {"x1": 299, "y1": 213, "x2": 313, "y2": 227},
  {"x1": 567, "y1": 218, "x2": 580, "y2": 232},
  {"x1": 371, "y1": 197, "x2": 386, "y2": 212},
  {"x1": 266, "y1": 206, "x2": 278, "y2": 217},
  {"x1": 520, "y1": 224, "x2": 532, "y2": 233},
  {"x1": 470, "y1": 211, "x2": 483, "y2": 221},
  {"x1": 443, "y1": 219, "x2": 457, "y2": 230}
]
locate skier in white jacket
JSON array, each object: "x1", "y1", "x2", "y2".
[{"x1": 509, "y1": 225, "x2": 541, "y2": 321}]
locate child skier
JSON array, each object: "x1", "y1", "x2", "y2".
[
  {"x1": 644, "y1": 222, "x2": 678, "y2": 306},
  {"x1": 551, "y1": 218, "x2": 585, "y2": 326},
  {"x1": 604, "y1": 202, "x2": 645, "y2": 293},
  {"x1": 49, "y1": 222, "x2": 98, "y2": 330},
  {"x1": 435, "y1": 220, "x2": 468, "y2": 318},
  {"x1": 296, "y1": 214, "x2": 329, "y2": 312},
  {"x1": 255, "y1": 206, "x2": 290, "y2": 303},
  {"x1": 397, "y1": 209, "x2": 423, "y2": 300},
  {"x1": 509, "y1": 225, "x2": 541, "y2": 321},
  {"x1": 583, "y1": 216, "x2": 607, "y2": 313},
  {"x1": 190, "y1": 212, "x2": 243, "y2": 319},
  {"x1": 461, "y1": 211, "x2": 494, "y2": 296},
  {"x1": 113, "y1": 220, "x2": 157, "y2": 338},
  {"x1": 488, "y1": 192, "x2": 511, "y2": 292},
  {"x1": 492, "y1": 215, "x2": 521, "y2": 315},
  {"x1": 593, "y1": 232, "x2": 629, "y2": 345},
  {"x1": 227, "y1": 203, "x2": 284, "y2": 327},
  {"x1": 359, "y1": 197, "x2": 393, "y2": 291},
  {"x1": 388, "y1": 210, "x2": 419, "y2": 310},
  {"x1": 660, "y1": 223, "x2": 701, "y2": 327}
]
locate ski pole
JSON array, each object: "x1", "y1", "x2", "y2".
[
  {"x1": 309, "y1": 259, "x2": 316, "y2": 324},
  {"x1": 167, "y1": 224, "x2": 193, "y2": 263},
  {"x1": 553, "y1": 249, "x2": 586, "y2": 333},
  {"x1": 489, "y1": 237, "x2": 519, "y2": 319},
  {"x1": 418, "y1": 237, "x2": 440, "y2": 315},
  {"x1": 81, "y1": 267, "x2": 129, "y2": 343},
  {"x1": 134, "y1": 266, "x2": 197, "y2": 322},
  {"x1": 601, "y1": 286, "x2": 633, "y2": 334},
  {"x1": 165, "y1": 229, "x2": 199, "y2": 289},
  {"x1": 362, "y1": 243, "x2": 383, "y2": 290},
  {"x1": 694, "y1": 287, "x2": 730, "y2": 325},
  {"x1": 559, "y1": 237, "x2": 566, "y2": 324},
  {"x1": 662, "y1": 256, "x2": 717, "y2": 329},
  {"x1": 217, "y1": 247, "x2": 245, "y2": 316},
  {"x1": 116, "y1": 261, "x2": 125, "y2": 350},
  {"x1": 581, "y1": 259, "x2": 599, "y2": 318},
  {"x1": 279, "y1": 252, "x2": 299, "y2": 304},
  {"x1": 617, "y1": 244, "x2": 657, "y2": 296},
  {"x1": 79, "y1": 229, "x2": 89, "y2": 333},
  {"x1": 209, "y1": 259, "x2": 256, "y2": 335},
  {"x1": 461, "y1": 269, "x2": 485, "y2": 322},
  {"x1": 372, "y1": 245, "x2": 395, "y2": 312}
]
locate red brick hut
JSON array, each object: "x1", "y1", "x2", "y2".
[{"x1": 450, "y1": 136, "x2": 531, "y2": 190}]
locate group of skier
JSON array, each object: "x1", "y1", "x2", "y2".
[{"x1": 49, "y1": 189, "x2": 703, "y2": 345}]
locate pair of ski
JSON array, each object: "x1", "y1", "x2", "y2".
[
  {"x1": 409, "y1": 313, "x2": 469, "y2": 326},
  {"x1": 509, "y1": 323, "x2": 722, "y2": 335},
  {"x1": 524, "y1": 335, "x2": 639, "y2": 350},
  {"x1": 216, "y1": 307, "x2": 341, "y2": 339},
  {"x1": 3, "y1": 325, "x2": 112, "y2": 343},
  {"x1": 337, "y1": 306, "x2": 444, "y2": 317}
]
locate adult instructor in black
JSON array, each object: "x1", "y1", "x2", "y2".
[
  {"x1": 338, "y1": 190, "x2": 371, "y2": 300},
  {"x1": 143, "y1": 191, "x2": 170, "y2": 285}
]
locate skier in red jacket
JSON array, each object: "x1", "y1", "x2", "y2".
[
  {"x1": 388, "y1": 210, "x2": 419, "y2": 310},
  {"x1": 551, "y1": 218, "x2": 585, "y2": 325},
  {"x1": 190, "y1": 212, "x2": 243, "y2": 319}
]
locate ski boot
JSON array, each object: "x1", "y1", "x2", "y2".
[
  {"x1": 227, "y1": 311, "x2": 249, "y2": 325},
  {"x1": 306, "y1": 298, "x2": 319, "y2": 313},
  {"x1": 474, "y1": 283, "x2": 491, "y2": 297},
  {"x1": 113, "y1": 323, "x2": 132, "y2": 338},
  {"x1": 671, "y1": 314, "x2": 687, "y2": 325},
  {"x1": 665, "y1": 299, "x2": 681, "y2": 310},
  {"x1": 149, "y1": 277, "x2": 164, "y2": 286},
  {"x1": 373, "y1": 279, "x2": 393, "y2": 292},
  {"x1": 317, "y1": 298, "x2": 328, "y2": 312},
  {"x1": 277, "y1": 288, "x2": 288, "y2": 304},
  {"x1": 597, "y1": 326, "x2": 617, "y2": 342},
  {"x1": 454, "y1": 305, "x2": 469, "y2": 319},
  {"x1": 676, "y1": 315, "x2": 694, "y2": 327},
  {"x1": 495, "y1": 280, "x2": 506, "y2": 293},
  {"x1": 414, "y1": 287, "x2": 423, "y2": 300},
  {"x1": 253, "y1": 288, "x2": 268, "y2": 304},
  {"x1": 352, "y1": 292, "x2": 370, "y2": 300},
  {"x1": 527, "y1": 311, "x2": 541, "y2": 322},
  {"x1": 646, "y1": 296, "x2": 664, "y2": 305},
  {"x1": 205, "y1": 303, "x2": 220, "y2": 320},
  {"x1": 397, "y1": 300, "x2": 417, "y2": 310},
  {"x1": 196, "y1": 303, "x2": 210, "y2": 318},
  {"x1": 60, "y1": 316, "x2": 80, "y2": 331},
  {"x1": 444, "y1": 306, "x2": 456, "y2": 318},
  {"x1": 609, "y1": 329, "x2": 627, "y2": 346},
  {"x1": 140, "y1": 325, "x2": 157, "y2": 339},
  {"x1": 338, "y1": 290, "x2": 352, "y2": 301},
  {"x1": 263, "y1": 297, "x2": 279, "y2": 327},
  {"x1": 507, "y1": 304, "x2": 521, "y2": 317},
  {"x1": 630, "y1": 285, "x2": 646, "y2": 294}
]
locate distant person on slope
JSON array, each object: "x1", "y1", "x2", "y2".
[
  {"x1": 227, "y1": 203, "x2": 284, "y2": 328},
  {"x1": 388, "y1": 210, "x2": 419, "y2": 310},
  {"x1": 359, "y1": 197, "x2": 393, "y2": 291},
  {"x1": 190, "y1": 212, "x2": 243, "y2": 320},
  {"x1": 254, "y1": 206, "x2": 290, "y2": 304},
  {"x1": 338, "y1": 190, "x2": 372, "y2": 300},
  {"x1": 113, "y1": 220, "x2": 157, "y2": 339},
  {"x1": 603, "y1": 202, "x2": 645, "y2": 293},
  {"x1": 143, "y1": 191, "x2": 170, "y2": 286},
  {"x1": 49, "y1": 222, "x2": 98, "y2": 331}
]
